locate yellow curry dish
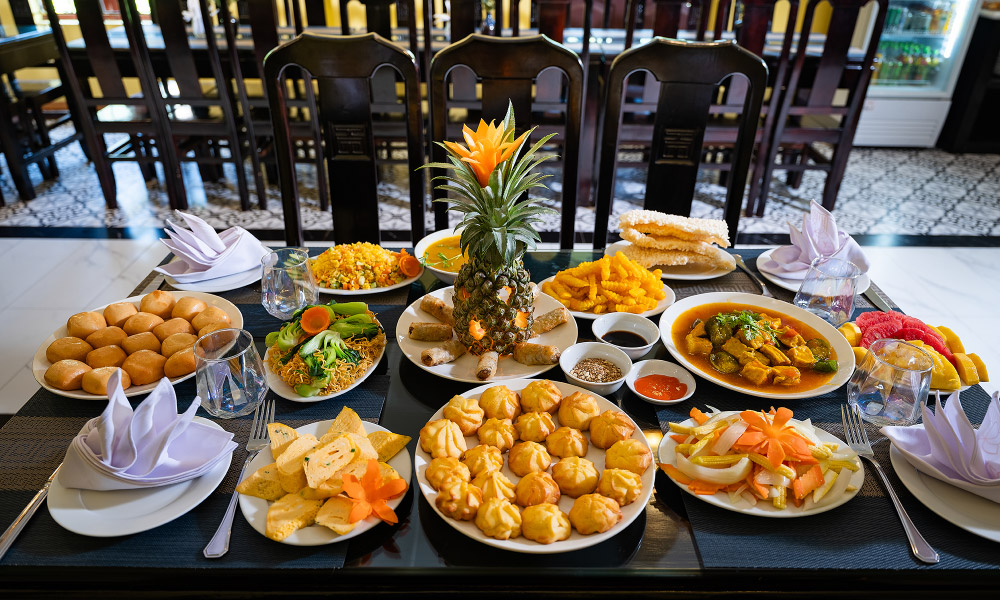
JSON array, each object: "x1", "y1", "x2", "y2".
[
  {"x1": 671, "y1": 302, "x2": 838, "y2": 393},
  {"x1": 422, "y1": 235, "x2": 468, "y2": 273}
]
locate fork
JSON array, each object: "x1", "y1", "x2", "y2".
[
  {"x1": 733, "y1": 254, "x2": 774, "y2": 298},
  {"x1": 204, "y1": 398, "x2": 275, "y2": 558},
  {"x1": 841, "y1": 404, "x2": 939, "y2": 564}
]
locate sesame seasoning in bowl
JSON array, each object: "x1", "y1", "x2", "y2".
[{"x1": 570, "y1": 358, "x2": 623, "y2": 383}]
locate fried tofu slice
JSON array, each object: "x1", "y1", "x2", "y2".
[
  {"x1": 326, "y1": 407, "x2": 366, "y2": 437},
  {"x1": 315, "y1": 495, "x2": 357, "y2": 536},
  {"x1": 304, "y1": 435, "x2": 357, "y2": 489},
  {"x1": 740, "y1": 360, "x2": 773, "y2": 386},
  {"x1": 236, "y1": 462, "x2": 286, "y2": 501},
  {"x1": 368, "y1": 430, "x2": 412, "y2": 462},
  {"x1": 265, "y1": 489, "x2": 323, "y2": 541},
  {"x1": 267, "y1": 423, "x2": 299, "y2": 459}
]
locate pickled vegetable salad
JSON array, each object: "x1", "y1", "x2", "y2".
[{"x1": 660, "y1": 406, "x2": 860, "y2": 511}]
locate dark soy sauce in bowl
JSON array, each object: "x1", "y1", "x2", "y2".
[{"x1": 601, "y1": 330, "x2": 648, "y2": 348}]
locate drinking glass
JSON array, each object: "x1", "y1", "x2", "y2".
[
  {"x1": 261, "y1": 248, "x2": 318, "y2": 320},
  {"x1": 194, "y1": 329, "x2": 267, "y2": 419},
  {"x1": 847, "y1": 338, "x2": 934, "y2": 427},
  {"x1": 792, "y1": 257, "x2": 861, "y2": 327}
]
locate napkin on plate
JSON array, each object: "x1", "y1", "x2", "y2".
[
  {"x1": 154, "y1": 211, "x2": 269, "y2": 283},
  {"x1": 59, "y1": 370, "x2": 237, "y2": 491},
  {"x1": 758, "y1": 201, "x2": 869, "y2": 280},
  {"x1": 882, "y1": 390, "x2": 1000, "y2": 503}
]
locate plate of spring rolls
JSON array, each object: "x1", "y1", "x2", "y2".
[{"x1": 396, "y1": 288, "x2": 579, "y2": 383}]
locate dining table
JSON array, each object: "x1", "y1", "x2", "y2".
[{"x1": 0, "y1": 247, "x2": 997, "y2": 596}]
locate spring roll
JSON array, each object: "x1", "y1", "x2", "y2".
[
  {"x1": 421, "y1": 340, "x2": 467, "y2": 366},
  {"x1": 531, "y1": 307, "x2": 571, "y2": 336},
  {"x1": 408, "y1": 322, "x2": 454, "y2": 342},
  {"x1": 476, "y1": 351, "x2": 499, "y2": 381},
  {"x1": 420, "y1": 295, "x2": 454, "y2": 326},
  {"x1": 513, "y1": 343, "x2": 561, "y2": 366}
]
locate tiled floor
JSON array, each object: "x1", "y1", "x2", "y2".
[{"x1": 1, "y1": 238, "x2": 995, "y2": 415}]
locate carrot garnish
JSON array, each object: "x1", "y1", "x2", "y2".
[
  {"x1": 690, "y1": 407, "x2": 710, "y2": 426},
  {"x1": 342, "y1": 459, "x2": 408, "y2": 525},
  {"x1": 658, "y1": 463, "x2": 693, "y2": 485},
  {"x1": 397, "y1": 249, "x2": 422, "y2": 278},
  {"x1": 300, "y1": 305, "x2": 331, "y2": 335}
]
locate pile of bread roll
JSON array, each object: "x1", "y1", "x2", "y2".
[{"x1": 43, "y1": 290, "x2": 233, "y2": 395}]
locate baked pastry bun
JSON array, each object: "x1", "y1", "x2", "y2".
[
  {"x1": 44, "y1": 359, "x2": 92, "y2": 391},
  {"x1": 597, "y1": 468, "x2": 643, "y2": 506},
  {"x1": 435, "y1": 479, "x2": 483, "y2": 521},
  {"x1": 589, "y1": 409, "x2": 636, "y2": 449},
  {"x1": 551, "y1": 456, "x2": 600, "y2": 498},
  {"x1": 66, "y1": 311, "x2": 107, "y2": 339},
  {"x1": 103, "y1": 302, "x2": 138, "y2": 328},
  {"x1": 152, "y1": 317, "x2": 195, "y2": 342},
  {"x1": 425, "y1": 457, "x2": 470, "y2": 490},
  {"x1": 514, "y1": 471, "x2": 561, "y2": 507},
  {"x1": 140, "y1": 290, "x2": 176, "y2": 320},
  {"x1": 514, "y1": 411, "x2": 556, "y2": 443},
  {"x1": 520, "y1": 379, "x2": 562, "y2": 414},
  {"x1": 569, "y1": 493, "x2": 621, "y2": 535},
  {"x1": 479, "y1": 385, "x2": 521, "y2": 421},
  {"x1": 471, "y1": 469, "x2": 516, "y2": 502},
  {"x1": 462, "y1": 444, "x2": 504, "y2": 478},
  {"x1": 521, "y1": 503, "x2": 571, "y2": 544},
  {"x1": 86, "y1": 345, "x2": 127, "y2": 369},
  {"x1": 122, "y1": 312, "x2": 165, "y2": 336},
  {"x1": 163, "y1": 348, "x2": 196, "y2": 378},
  {"x1": 442, "y1": 395, "x2": 485, "y2": 436},
  {"x1": 85, "y1": 326, "x2": 128, "y2": 349},
  {"x1": 475, "y1": 497, "x2": 522, "y2": 540},
  {"x1": 477, "y1": 418, "x2": 518, "y2": 452},
  {"x1": 508, "y1": 441, "x2": 552, "y2": 477},
  {"x1": 46, "y1": 337, "x2": 93, "y2": 364},
  {"x1": 122, "y1": 332, "x2": 161, "y2": 355},
  {"x1": 604, "y1": 438, "x2": 653, "y2": 475},
  {"x1": 161, "y1": 332, "x2": 197, "y2": 358},
  {"x1": 172, "y1": 296, "x2": 207, "y2": 321},
  {"x1": 558, "y1": 391, "x2": 602, "y2": 431},
  {"x1": 121, "y1": 349, "x2": 167, "y2": 385},
  {"x1": 191, "y1": 305, "x2": 231, "y2": 331},
  {"x1": 198, "y1": 322, "x2": 230, "y2": 338},
  {"x1": 545, "y1": 426, "x2": 589, "y2": 458},
  {"x1": 419, "y1": 418, "x2": 468, "y2": 459},
  {"x1": 82, "y1": 367, "x2": 131, "y2": 395}
]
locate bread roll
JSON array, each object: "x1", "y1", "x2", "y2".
[
  {"x1": 85, "y1": 326, "x2": 128, "y2": 349},
  {"x1": 198, "y1": 322, "x2": 230, "y2": 338},
  {"x1": 82, "y1": 367, "x2": 131, "y2": 395},
  {"x1": 161, "y1": 332, "x2": 197, "y2": 358},
  {"x1": 163, "y1": 348, "x2": 196, "y2": 378},
  {"x1": 86, "y1": 345, "x2": 127, "y2": 368},
  {"x1": 172, "y1": 296, "x2": 207, "y2": 322},
  {"x1": 152, "y1": 317, "x2": 195, "y2": 342},
  {"x1": 46, "y1": 337, "x2": 93, "y2": 364},
  {"x1": 44, "y1": 359, "x2": 92, "y2": 391},
  {"x1": 103, "y1": 302, "x2": 138, "y2": 328},
  {"x1": 122, "y1": 349, "x2": 167, "y2": 385},
  {"x1": 140, "y1": 290, "x2": 176, "y2": 319},
  {"x1": 123, "y1": 312, "x2": 165, "y2": 336},
  {"x1": 122, "y1": 332, "x2": 161, "y2": 355},
  {"x1": 191, "y1": 306, "x2": 231, "y2": 331},
  {"x1": 67, "y1": 312, "x2": 107, "y2": 339}
]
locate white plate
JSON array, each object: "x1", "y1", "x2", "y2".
[
  {"x1": 538, "y1": 276, "x2": 675, "y2": 321},
  {"x1": 658, "y1": 414, "x2": 865, "y2": 517},
  {"x1": 166, "y1": 267, "x2": 262, "y2": 293},
  {"x1": 605, "y1": 241, "x2": 735, "y2": 281},
  {"x1": 414, "y1": 378, "x2": 655, "y2": 553},
  {"x1": 47, "y1": 417, "x2": 231, "y2": 537},
  {"x1": 397, "y1": 287, "x2": 578, "y2": 383},
  {"x1": 313, "y1": 247, "x2": 422, "y2": 295},
  {"x1": 263, "y1": 318, "x2": 387, "y2": 403},
  {"x1": 755, "y1": 248, "x2": 872, "y2": 295},
  {"x1": 657, "y1": 292, "x2": 855, "y2": 400},
  {"x1": 32, "y1": 292, "x2": 244, "y2": 400},
  {"x1": 889, "y1": 444, "x2": 1000, "y2": 544},
  {"x1": 239, "y1": 420, "x2": 411, "y2": 546}
]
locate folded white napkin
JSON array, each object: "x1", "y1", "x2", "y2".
[
  {"x1": 154, "y1": 212, "x2": 269, "y2": 283},
  {"x1": 882, "y1": 391, "x2": 1000, "y2": 503},
  {"x1": 758, "y1": 201, "x2": 869, "y2": 280},
  {"x1": 59, "y1": 370, "x2": 237, "y2": 491}
]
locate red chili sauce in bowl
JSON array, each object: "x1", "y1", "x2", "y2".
[{"x1": 634, "y1": 374, "x2": 688, "y2": 401}]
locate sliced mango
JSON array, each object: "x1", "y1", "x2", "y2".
[
  {"x1": 852, "y1": 346, "x2": 869, "y2": 365},
  {"x1": 968, "y1": 353, "x2": 989, "y2": 383},
  {"x1": 953, "y1": 353, "x2": 980, "y2": 387},
  {"x1": 838, "y1": 322, "x2": 862, "y2": 347},
  {"x1": 908, "y1": 340, "x2": 961, "y2": 390},
  {"x1": 936, "y1": 325, "x2": 966, "y2": 354}
]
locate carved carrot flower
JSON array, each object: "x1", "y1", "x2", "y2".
[
  {"x1": 341, "y1": 459, "x2": 408, "y2": 525},
  {"x1": 732, "y1": 407, "x2": 815, "y2": 469},
  {"x1": 442, "y1": 119, "x2": 530, "y2": 187}
]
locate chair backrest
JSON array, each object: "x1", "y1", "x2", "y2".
[
  {"x1": 264, "y1": 32, "x2": 426, "y2": 246},
  {"x1": 593, "y1": 38, "x2": 766, "y2": 248},
  {"x1": 636, "y1": 0, "x2": 730, "y2": 45},
  {"x1": 337, "y1": 0, "x2": 421, "y2": 71},
  {"x1": 428, "y1": 33, "x2": 584, "y2": 249}
]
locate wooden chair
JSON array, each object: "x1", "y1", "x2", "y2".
[
  {"x1": 593, "y1": 38, "x2": 766, "y2": 248},
  {"x1": 264, "y1": 32, "x2": 426, "y2": 246},
  {"x1": 428, "y1": 34, "x2": 584, "y2": 249},
  {"x1": 749, "y1": 0, "x2": 888, "y2": 215}
]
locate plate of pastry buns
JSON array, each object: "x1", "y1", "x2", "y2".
[
  {"x1": 414, "y1": 378, "x2": 655, "y2": 553},
  {"x1": 32, "y1": 290, "x2": 243, "y2": 399}
]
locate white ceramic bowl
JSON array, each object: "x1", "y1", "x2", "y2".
[
  {"x1": 559, "y1": 341, "x2": 632, "y2": 395},
  {"x1": 591, "y1": 312, "x2": 659, "y2": 360},
  {"x1": 625, "y1": 359, "x2": 697, "y2": 405},
  {"x1": 414, "y1": 227, "x2": 463, "y2": 284}
]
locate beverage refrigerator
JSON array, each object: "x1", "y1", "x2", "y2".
[{"x1": 853, "y1": 0, "x2": 981, "y2": 147}]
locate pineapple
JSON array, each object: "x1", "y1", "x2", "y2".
[{"x1": 427, "y1": 102, "x2": 557, "y2": 356}]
